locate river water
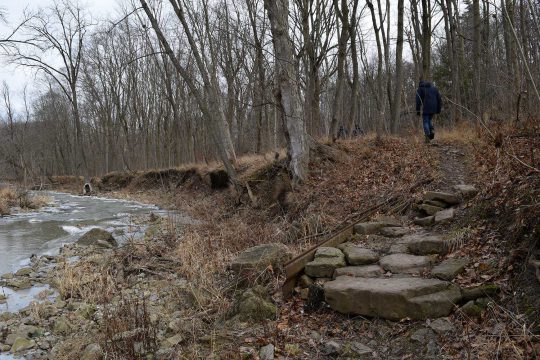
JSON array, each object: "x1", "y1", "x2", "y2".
[
  {"x1": 0, "y1": 192, "x2": 170, "y2": 275},
  {"x1": 0, "y1": 192, "x2": 190, "y2": 315}
]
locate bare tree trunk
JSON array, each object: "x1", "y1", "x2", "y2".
[
  {"x1": 330, "y1": 0, "x2": 350, "y2": 141},
  {"x1": 421, "y1": 0, "x2": 431, "y2": 80},
  {"x1": 390, "y1": 0, "x2": 405, "y2": 133},
  {"x1": 264, "y1": 0, "x2": 309, "y2": 184}
]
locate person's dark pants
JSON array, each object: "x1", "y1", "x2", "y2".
[{"x1": 422, "y1": 114, "x2": 434, "y2": 137}]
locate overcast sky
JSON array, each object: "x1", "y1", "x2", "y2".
[{"x1": 0, "y1": 0, "x2": 122, "y2": 111}]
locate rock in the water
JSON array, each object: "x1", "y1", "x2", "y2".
[
  {"x1": 324, "y1": 276, "x2": 461, "y2": 320},
  {"x1": 15, "y1": 267, "x2": 33, "y2": 277},
  {"x1": 414, "y1": 216, "x2": 435, "y2": 227},
  {"x1": 354, "y1": 222, "x2": 386, "y2": 235},
  {"x1": 77, "y1": 228, "x2": 117, "y2": 248},
  {"x1": 380, "y1": 227, "x2": 410, "y2": 238},
  {"x1": 10, "y1": 338, "x2": 35, "y2": 353},
  {"x1": 379, "y1": 254, "x2": 436, "y2": 274},
  {"x1": 305, "y1": 247, "x2": 346, "y2": 278},
  {"x1": 235, "y1": 286, "x2": 276, "y2": 322},
  {"x1": 419, "y1": 204, "x2": 445, "y2": 216},
  {"x1": 434, "y1": 208, "x2": 455, "y2": 224},
  {"x1": 428, "y1": 318, "x2": 456, "y2": 335},
  {"x1": 405, "y1": 234, "x2": 448, "y2": 255},
  {"x1": 230, "y1": 243, "x2": 291, "y2": 278},
  {"x1": 259, "y1": 344, "x2": 275, "y2": 360},
  {"x1": 342, "y1": 247, "x2": 379, "y2": 265},
  {"x1": 5, "y1": 278, "x2": 32, "y2": 290},
  {"x1": 81, "y1": 343, "x2": 103, "y2": 360},
  {"x1": 424, "y1": 191, "x2": 461, "y2": 205},
  {"x1": 453, "y1": 184, "x2": 478, "y2": 199},
  {"x1": 333, "y1": 265, "x2": 384, "y2": 278},
  {"x1": 431, "y1": 258, "x2": 469, "y2": 280}
]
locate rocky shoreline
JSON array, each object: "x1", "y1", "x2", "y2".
[{"x1": 0, "y1": 213, "x2": 184, "y2": 359}]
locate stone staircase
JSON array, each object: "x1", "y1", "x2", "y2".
[{"x1": 300, "y1": 184, "x2": 491, "y2": 320}]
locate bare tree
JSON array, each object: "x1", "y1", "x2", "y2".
[{"x1": 264, "y1": 0, "x2": 309, "y2": 183}]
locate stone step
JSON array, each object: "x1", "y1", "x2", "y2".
[
  {"x1": 379, "y1": 226, "x2": 411, "y2": 238},
  {"x1": 418, "y1": 204, "x2": 445, "y2": 216},
  {"x1": 434, "y1": 208, "x2": 455, "y2": 224},
  {"x1": 452, "y1": 184, "x2": 478, "y2": 199},
  {"x1": 379, "y1": 253, "x2": 436, "y2": 274},
  {"x1": 305, "y1": 247, "x2": 346, "y2": 278},
  {"x1": 413, "y1": 216, "x2": 435, "y2": 227},
  {"x1": 333, "y1": 265, "x2": 384, "y2": 278},
  {"x1": 431, "y1": 258, "x2": 469, "y2": 280},
  {"x1": 424, "y1": 191, "x2": 461, "y2": 205},
  {"x1": 324, "y1": 276, "x2": 462, "y2": 320},
  {"x1": 402, "y1": 233, "x2": 449, "y2": 255},
  {"x1": 341, "y1": 246, "x2": 379, "y2": 265}
]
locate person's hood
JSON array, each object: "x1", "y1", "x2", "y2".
[{"x1": 419, "y1": 80, "x2": 431, "y2": 87}]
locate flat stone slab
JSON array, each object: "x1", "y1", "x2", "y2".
[
  {"x1": 424, "y1": 191, "x2": 461, "y2": 205},
  {"x1": 423, "y1": 199, "x2": 449, "y2": 208},
  {"x1": 404, "y1": 234, "x2": 448, "y2": 255},
  {"x1": 354, "y1": 222, "x2": 386, "y2": 235},
  {"x1": 380, "y1": 227, "x2": 410, "y2": 238},
  {"x1": 419, "y1": 204, "x2": 445, "y2": 216},
  {"x1": 434, "y1": 208, "x2": 455, "y2": 224},
  {"x1": 431, "y1": 258, "x2": 469, "y2": 280},
  {"x1": 414, "y1": 216, "x2": 435, "y2": 227},
  {"x1": 333, "y1": 265, "x2": 384, "y2": 278},
  {"x1": 453, "y1": 184, "x2": 478, "y2": 199},
  {"x1": 342, "y1": 247, "x2": 379, "y2": 265},
  {"x1": 324, "y1": 276, "x2": 462, "y2": 320},
  {"x1": 379, "y1": 253, "x2": 436, "y2": 274},
  {"x1": 315, "y1": 247, "x2": 344, "y2": 258},
  {"x1": 305, "y1": 247, "x2": 346, "y2": 278}
]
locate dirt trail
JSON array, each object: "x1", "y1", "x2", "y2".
[{"x1": 432, "y1": 142, "x2": 470, "y2": 190}]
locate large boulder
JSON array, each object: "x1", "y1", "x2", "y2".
[
  {"x1": 379, "y1": 253, "x2": 436, "y2": 274},
  {"x1": 77, "y1": 228, "x2": 117, "y2": 248},
  {"x1": 305, "y1": 247, "x2": 346, "y2": 278},
  {"x1": 230, "y1": 243, "x2": 291, "y2": 278},
  {"x1": 324, "y1": 276, "x2": 461, "y2": 320}
]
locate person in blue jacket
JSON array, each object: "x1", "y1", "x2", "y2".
[{"x1": 416, "y1": 80, "x2": 442, "y2": 143}]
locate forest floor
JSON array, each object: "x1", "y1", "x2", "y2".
[{"x1": 1, "y1": 123, "x2": 539, "y2": 359}]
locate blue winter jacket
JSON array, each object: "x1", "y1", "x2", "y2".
[{"x1": 416, "y1": 81, "x2": 442, "y2": 115}]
